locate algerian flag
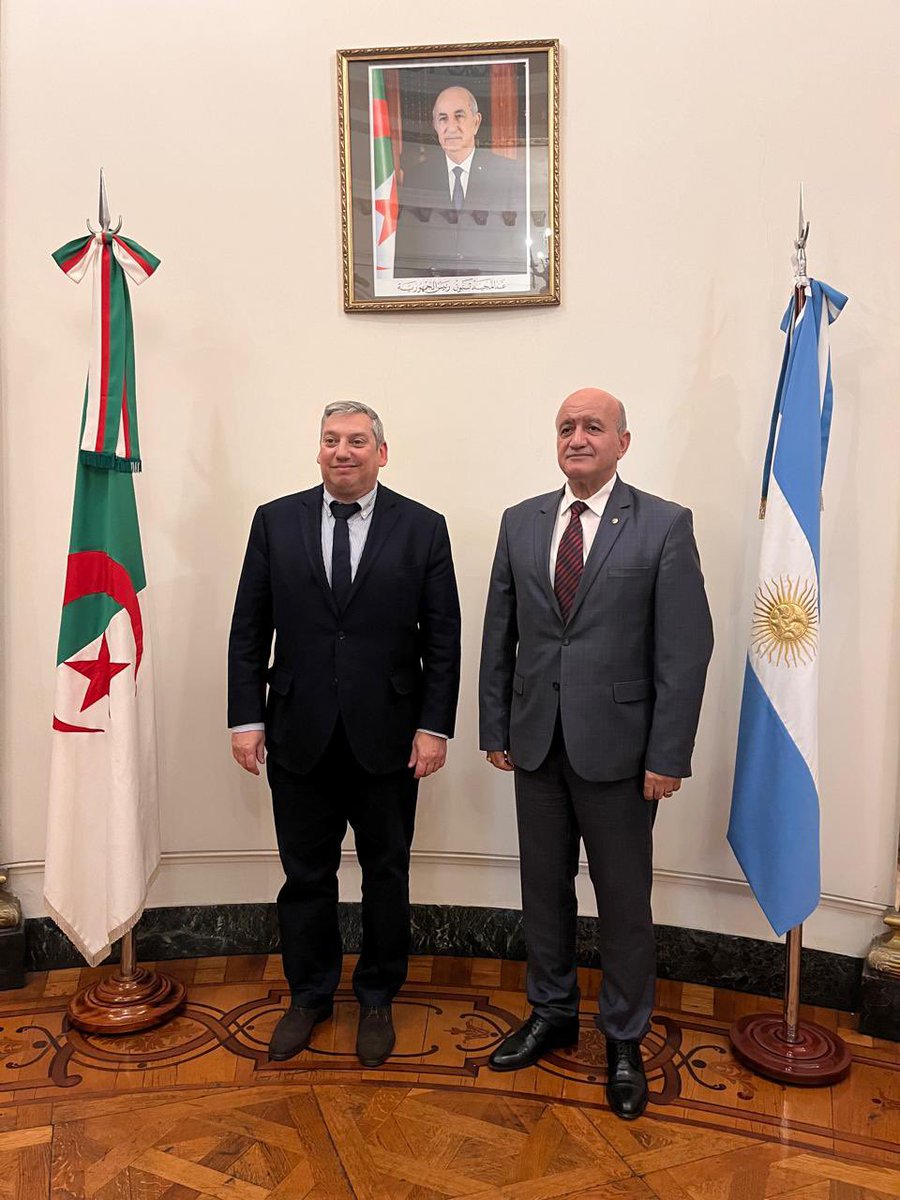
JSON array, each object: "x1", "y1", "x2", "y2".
[
  {"x1": 44, "y1": 231, "x2": 161, "y2": 966},
  {"x1": 371, "y1": 68, "x2": 398, "y2": 275}
]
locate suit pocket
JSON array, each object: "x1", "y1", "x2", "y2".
[
  {"x1": 613, "y1": 678, "x2": 653, "y2": 703},
  {"x1": 513, "y1": 673, "x2": 525, "y2": 696},
  {"x1": 266, "y1": 666, "x2": 293, "y2": 696},
  {"x1": 391, "y1": 671, "x2": 416, "y2": 696},
  {"x1": 608, "y1": 566, "x2": 651, "y2": 577}
]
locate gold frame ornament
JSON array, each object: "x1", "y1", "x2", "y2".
[{"x1": 337, "y1": 40, "x2": 559, "y2": 312}]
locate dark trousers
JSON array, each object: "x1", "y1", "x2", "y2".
[
  {"x1": 514, "y1": 719, "x2": 657, "y2": 1041},
  {"x1": 267, "y1": 721, "x2": 418, "y2": 1008}
]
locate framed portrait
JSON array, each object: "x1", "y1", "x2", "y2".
[{"x1": 337, "y1": 40, "x2": 559, "y2": 312}]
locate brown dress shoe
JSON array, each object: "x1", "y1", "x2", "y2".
[
  {"x1": 268, "y1": 1002, "x2": 332, "y2": 1061},
  {"x1": 356, "y1": 1005, "x2": 395, "y2": 1067}
]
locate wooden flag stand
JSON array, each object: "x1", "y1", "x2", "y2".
[
  {"x1": 67, "y1": 928, "x2": 186, "y2": 1035},
  {"x1": 730, "y1": 199, "x2": 850, "y2": 1085},
  {"x1": 730, "y1": 923, "x2": 851, "y2": 1085}
]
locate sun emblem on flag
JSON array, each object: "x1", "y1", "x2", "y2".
[{"x1": 751, "y1": 576, "x2": 819, "y2": 667}]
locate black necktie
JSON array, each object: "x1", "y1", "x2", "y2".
[
  {"x1": 451, "y1": 166, "x2": 464, "y2": 211},
  {"x1": 330, "y1": 500, "x2": 361, "y2": 608}
]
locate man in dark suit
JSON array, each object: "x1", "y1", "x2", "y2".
[
  {"x1": 479, "y1": 388, "x2": 713, "y2": 1119},
  {"x1": 393, "y1": 85, "x2": 527, "y2": 278},
  {"x1": 229, "y1": 401, "x2": 461, "y2": 1066}
]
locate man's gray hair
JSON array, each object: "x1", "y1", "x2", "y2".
[
  {"x1": 433, "y1": 86, "x2": 479, "y2": 119},
  {"x1": 616, "y1": 400, "x2": 628, "y2": 434},
  {"x1": 321, "y1": 401, "x2": 385, "y2": 446}
]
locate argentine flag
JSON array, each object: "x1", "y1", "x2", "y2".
[{"x1": 728, "y1": 279, "x2": 847, "y2": 937}]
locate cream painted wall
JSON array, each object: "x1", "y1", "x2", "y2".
[{"x1": 2, "y1": 0, "x2": 899, "y2": 957}]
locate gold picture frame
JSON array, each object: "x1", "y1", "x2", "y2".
[{"x1": 337, "y1": 40, "x2": 559, "y2": 312}]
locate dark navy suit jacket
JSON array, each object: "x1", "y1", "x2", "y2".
[{"x1": 228, "y1": 484, "x2": 461, "y2": 775}]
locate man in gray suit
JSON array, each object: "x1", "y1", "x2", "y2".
[{"x1": 479, "y1": 388, "x2": 713, "y2": 1119}]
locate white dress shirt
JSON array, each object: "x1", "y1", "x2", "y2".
[
  {"x1": 321, "y1": 483, "x2": 377, "y2": 584},
  {"x1": 445, "y1": 149, "x2": 475, "y2": 202},
  {"x1": 548, "y1": 475, "x2": 617, "y2": 581}
]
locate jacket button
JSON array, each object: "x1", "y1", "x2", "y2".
[
  {"x1": 552, "y1": 682, "x2": 560, "y2": 691},
  {"x1": 338, "y1": 632, "x2": 345, "y2": 640},
  {"x1": 562, "y1": 638, "x2": 570, "y2": 646}
]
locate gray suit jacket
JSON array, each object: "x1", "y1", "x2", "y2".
[{"x1": 479, "y1": 477, "x2": 713, "y2": 781}]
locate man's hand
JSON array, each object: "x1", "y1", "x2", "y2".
[
  {"x1": 644, "y1": 771, "x2": 681, "y2": 801},
  {"x1": 486, "y1": 750, "x2": 515, "y2": 772},
  {"x1": 408, "y1": 732, "x2": 447, "y2": 779},
  {"x1": 232, "y1": 730, "x2": 266, "y2": 775}
]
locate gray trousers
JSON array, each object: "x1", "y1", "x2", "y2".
[{"x1": 514, "y1": 720, "x2": 657, "y2": 1041}]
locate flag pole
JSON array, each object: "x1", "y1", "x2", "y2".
[
  {"x1": 783, "y1": 924, "x2": 802, "y2": 1042},
  {"x1": 729, "y1": 189, "x2": 850, "y2": 1084},
  {"x1": 780, "y1": 197, "x2": 809, "y2": 1049},
  {"x1": 56, "y1": 170, "x2": 185, "y2": 1035}
]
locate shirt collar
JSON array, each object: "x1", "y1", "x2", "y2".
[
  {"x1": 562, "y1": 474, "x2": 617, "y2": 518},
  {"x1": 323, "y1": 482, "x2": 378, "y2": 521},
  {"x1": 445, "y1": 148, "x2": 475, "y2": 178}
]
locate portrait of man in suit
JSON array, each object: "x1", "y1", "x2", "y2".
[
  {"x1": 393, "y1": 84, "x2": 527, "y2": 279},
  {"x1": 228, "y1": 401, "x2": 461, "y2": 1067},
  {"x1": 479, "y1": 388, "x2": 714, "y2": 1119}
]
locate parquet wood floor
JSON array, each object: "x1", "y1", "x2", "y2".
[{"x1": 1, "y1": 954, "x2": 898, "y2": 1197}]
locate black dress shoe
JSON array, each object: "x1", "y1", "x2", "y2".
[
  {"x1": 357, "y1": 1005, "x2": 395, "y2": 1067},
  {"x1": 488, "y1": 1013, "x2": 579, "y2": 1072},
  {"x1": 268, "y1": 1002, "x2": 332, "y2": 1061},
  {"x1": 605, "y1": 1037, "x2": 648, "y2": 1119}
]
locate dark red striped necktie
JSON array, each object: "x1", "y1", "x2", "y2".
[{"x1": 554, "y1": 500, "x2": 588, "y2": 620}]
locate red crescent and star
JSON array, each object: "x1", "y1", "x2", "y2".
[
  {"x1": 53, "y1": 550, "x2": 143, "y2": 734},
  {"x1": 65, "y1": 633, "x2": 130, "y2": 711}
]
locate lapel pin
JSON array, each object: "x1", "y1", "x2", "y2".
[{"x1": 611, "y1": 517, "x2": 619, "y2": 525}]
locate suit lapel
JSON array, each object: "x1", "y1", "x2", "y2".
[
  {"x1": 344, "y1": 485, "x2": 401, "y2": 609},
  {"x1": 299, "y1": 486, "x2": 339, "y2": 615},
  {"x1": 534, "y1": 488, "x2": 565, "y2": 622},
  {"x1": 565, "y1": 478, "x2": 632, "y2": 627}
]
